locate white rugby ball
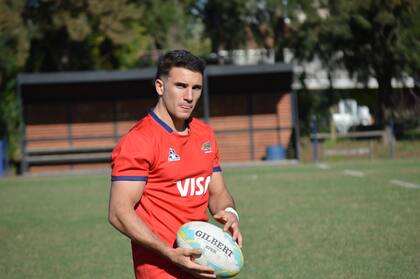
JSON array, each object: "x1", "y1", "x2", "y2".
[{"x1": 176, "y1": 221, "x2": 244, "y2": 278}]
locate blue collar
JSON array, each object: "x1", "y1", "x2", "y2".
[
  {"x1": 149, "y1": 110, "x2": 173, "y2": 133},
  {"x1": 149, "y1": 110, "x2": 191, "y2": 134}
]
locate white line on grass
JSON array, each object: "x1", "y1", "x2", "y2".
[
  {"x1": 389, "y1": 179, "x2": 420, "y2": 189},
  {"x1": 342, "y1": 169, "x2": 366, "y2": 177},
  {"x1": 316, "y1": 163, "x2": 330, "y2": 170}
]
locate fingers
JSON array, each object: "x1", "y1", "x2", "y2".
[
  {"x1": 212, "y1": 211, "x2": 224, "y2": 220},
  {"x1": 176, "y1": 248, "x2": 216, "y2": 278},
  {"x1": 225, "y1": 219, "x2": 243, "y2": 248},
  {"x1": 213, "y1": 210, "x2": 233, "y2": 225},
  {"x1": 187, "y1": 261, "x2": 216, "y2": 278},
  {"x1": 213, "y1": 210, "x2": 243, "y2": 248},
  {"x1": 236, "y1": 230, "x2": 243, "y2": 248},
  {"x1": 183, "y1": 248, "x2": 203, "y2": 258},
  {"x1": 223, "y1": 216, "x2": 234, "y2": 232}
]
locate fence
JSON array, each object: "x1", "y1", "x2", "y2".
[{"x1": 310, "y1": 119, "x2": 396, "y2": 161}]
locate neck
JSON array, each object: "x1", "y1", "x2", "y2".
[{"x1": 153, "y1": 103, "x2": 188, "y2": 134}]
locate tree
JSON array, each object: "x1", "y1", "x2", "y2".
[
  {"x1": 0, "y1": 0, "x2": 145, "y2": 172},
  {"x1": 285, "y1": 0, "x2": 420, "y2": 126},
  {"x1": 248, "y1": 0, "x2": 317, "y2": 62},
  {"x1": 0, "y1": 1, "x2": 29, "y2": 82},
  {"x1": 0, "y1": 0, "x2": 215, "y2": 170},
  {"x1": 22, "y1": 0, "x2": 144, "y2": 71},
  {"x1": 1, "y1": 0, "x2": 208, "y2": 71},
  {"x1": 0, "y1": 1, "x2": 30, "y2": 168},
  {"x1": 195, "y1": 0, "x2": 251, "y2": 55},
  {"x1": 136, "y1": 0, "x2": 210, "y2": 64}
]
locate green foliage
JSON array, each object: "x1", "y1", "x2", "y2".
[
  {"x1": 142, "y1": 0, "x2": 186, "y2": 50},
  {"x1": 114, "y1": 25, "x2": 154, "y2": 69},
  {"x1": 286, "y1": 0, "x2": 420, "y2": 125},
  {"x1": 128, "y1": 0, "x2": 211, "y2": 66},
  {"x1": 183, "y1": 20, "x2": 212, "y2": 58},
  {"x1": 195, "y1": 0, "x2": 251, "y2": 52},
  {"x1": 0, "y1": 0, "x2": 211, "y2": 170},
  {"x1": 0, "y1": 0, "x2": 209, "y2": 72},
  {"x1": 297, "y1": 89, "x2": 333, "y2": 135},
  {"x1": 0, "y1": 79, "x2": 21, "y2": 164},
  {"x1": 0, "y1": 0, "x2": 29, "y2": 82},
  {"x1": 0, "y1": 1, "x2": 24, "y2": 168},
  {"x1": 22, "y1": 0, "x2": 144, "y2": 71},
  {"x1": 248, "y1": 0, "x2": 319, "y2": 61}
]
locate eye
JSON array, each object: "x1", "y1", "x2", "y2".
[{"x1": 175, "y1": 82, "x2": 187, "y2": 89}]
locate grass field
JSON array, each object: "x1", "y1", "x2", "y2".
[{"x1": 1, "y1": 159, "x2": 419, "y2": 279}]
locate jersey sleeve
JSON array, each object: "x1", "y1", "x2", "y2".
[
  {"x1": 209, "y1": 128, "x2": 222, "y2": 173},
  {"x1": 111, "y1": 132, "x2": 154, "y2": 181}
]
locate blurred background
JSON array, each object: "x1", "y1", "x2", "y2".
[{"x1": 0, "y1": 0, "x2": 419, "y2": 175}]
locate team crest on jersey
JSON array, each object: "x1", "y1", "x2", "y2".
[
  {"x1": 168, "y1": 148, "x2": 180, "y2": 161},
  {"x1": 201, "y1": 141, "x2": 212, "y2": 153}
]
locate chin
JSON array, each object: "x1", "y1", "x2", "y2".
[
  {"x1": 177, "y1": 112, "x2": 192, "y2": 120},
  {"x1": 176, "y1": 109, "x2": 193, "y2": 119}
]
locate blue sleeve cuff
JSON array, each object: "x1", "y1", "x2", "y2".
[
  {"x1": 213, "y1": 166, "x2": 222, "y2": 172},
  {"x1": 111, "y1": 176, "x2": 148, "y2": 182}
]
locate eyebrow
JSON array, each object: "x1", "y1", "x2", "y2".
[
  {"x1": 174, "y1": 81, "x2": 202, "y2": 89},
  {"x1": 174, "y1": 82, "x2": 188, "y2": 87}
]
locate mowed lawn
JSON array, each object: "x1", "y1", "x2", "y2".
[{"x1": 0, "y1": 159, "x2": 419, "y2": 279}]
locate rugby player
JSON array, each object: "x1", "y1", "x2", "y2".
[{"x1": 108, "y1": 49, "x2": 242, "y2": 279}]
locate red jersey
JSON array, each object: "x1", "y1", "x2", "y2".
[{"x1": 111, "y1": 111, "x2": 221, "y2": 278}]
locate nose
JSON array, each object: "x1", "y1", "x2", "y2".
[{"x1": 184, "y1": 88, "x2": 193, "y2": 102}]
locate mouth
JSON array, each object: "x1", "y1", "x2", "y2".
[{"x1": 180, "y1": 104, "x2": 193, "y2": 110}]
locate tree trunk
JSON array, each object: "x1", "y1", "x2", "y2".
[
  {"x1": 273, "y1": 17, "x2": 285, "y2": 62},
  {"x1": 376, "y1": 73, "x2": 393, "y2": 128}
]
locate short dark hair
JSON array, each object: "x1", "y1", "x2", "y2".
[{"x1": 154, "y1": 50, "x2": 205, "y2": 81}]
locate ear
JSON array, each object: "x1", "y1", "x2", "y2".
[{"x1": 155, "y1": 79, "x2": 164, "y2": 96}]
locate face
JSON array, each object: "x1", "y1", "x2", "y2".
[{"x1": 155, "y1": 67, "x2": 203, "y2": 123}]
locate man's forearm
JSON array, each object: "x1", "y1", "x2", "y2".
[
  {"x1": 208, "y1": 190, "x2": 235, "y2": 215},
  {"x1": 109, "y1": 207, "x2": 173, "y2": 259}
]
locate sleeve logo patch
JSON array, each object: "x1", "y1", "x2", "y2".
[{"x1": 201, "y1": 141, "x2": 212, "y2": 153}]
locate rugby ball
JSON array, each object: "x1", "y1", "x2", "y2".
[{"x1": 176, "y1": 221, "x2": 244, "y2": 278}]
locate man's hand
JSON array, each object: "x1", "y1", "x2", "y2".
[
  {"x1": 208, "y1": 171, "x2": 243, "y2": 248},
  {"x1": 213, "y1": 210, "x2": 243, "y2": 248},
  {"x1": 168, "y1": 247, "x2": 216, "y2": 278}
]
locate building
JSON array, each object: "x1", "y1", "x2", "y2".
[{"x1": 17, "y1": 63, "x2": 297, "y2": 174}]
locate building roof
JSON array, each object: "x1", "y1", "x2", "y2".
[
  {"x1": 17, "y1": 63, "x2": 294, "y2": 103},
  {"x1": 18, "y1": 63, "x2": 293, "y2": 85}
]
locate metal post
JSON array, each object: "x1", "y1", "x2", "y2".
[
  {"x1": 311, "y1": 116, "x2": 318, "y2": 162},
  {"x1": 66, "y1": 101, "x2": 73, "y2": 147},
  {"x1": 247, "y1": 94, "x2": 255, "y2": 161},
  {"x1": 291, "y1": 90, "x2": 300, "y2": 160},
  {"x1": 202, "y1": 72, "x2": 210, "y2": 123},
  {"x1": 4, "y1": 136, "x2": 9, "y2": 174},
  {"x1": 112, "y1": 99, "x2": 119, "y2": 142},
  {"x1": 0, "y1": 140, "x2": 3, "y2": 177},
  {"x1": 17, "y1": 75, "x2": 28, "y2": 174},
  {"x1": 389, "y1": 118, "x2": 395, "y2": 159}
]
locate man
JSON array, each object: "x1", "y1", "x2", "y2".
[{"x1": 108, "y1": 49, "x2": 242, "y2": 279}]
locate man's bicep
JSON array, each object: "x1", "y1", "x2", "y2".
[
  {"x1": 110, "y1": 180, "x2": 146, "y2": 207},
  {"x1": 208, "y1": 171, "x2": 235, "y2": 213},
  {"x1": 209, "y1": 171, "x2": 225, "y2": 195},
  {"x1": 108, "y1": 180, "x2": 148, "y2": 237}
]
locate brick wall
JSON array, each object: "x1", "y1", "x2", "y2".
[
  {"x1": 24, "y1": 92, "x2": 293, "y2": 172},
  {"x1": 210, "y1": 93, "x2": 292, "y2": 162}
]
